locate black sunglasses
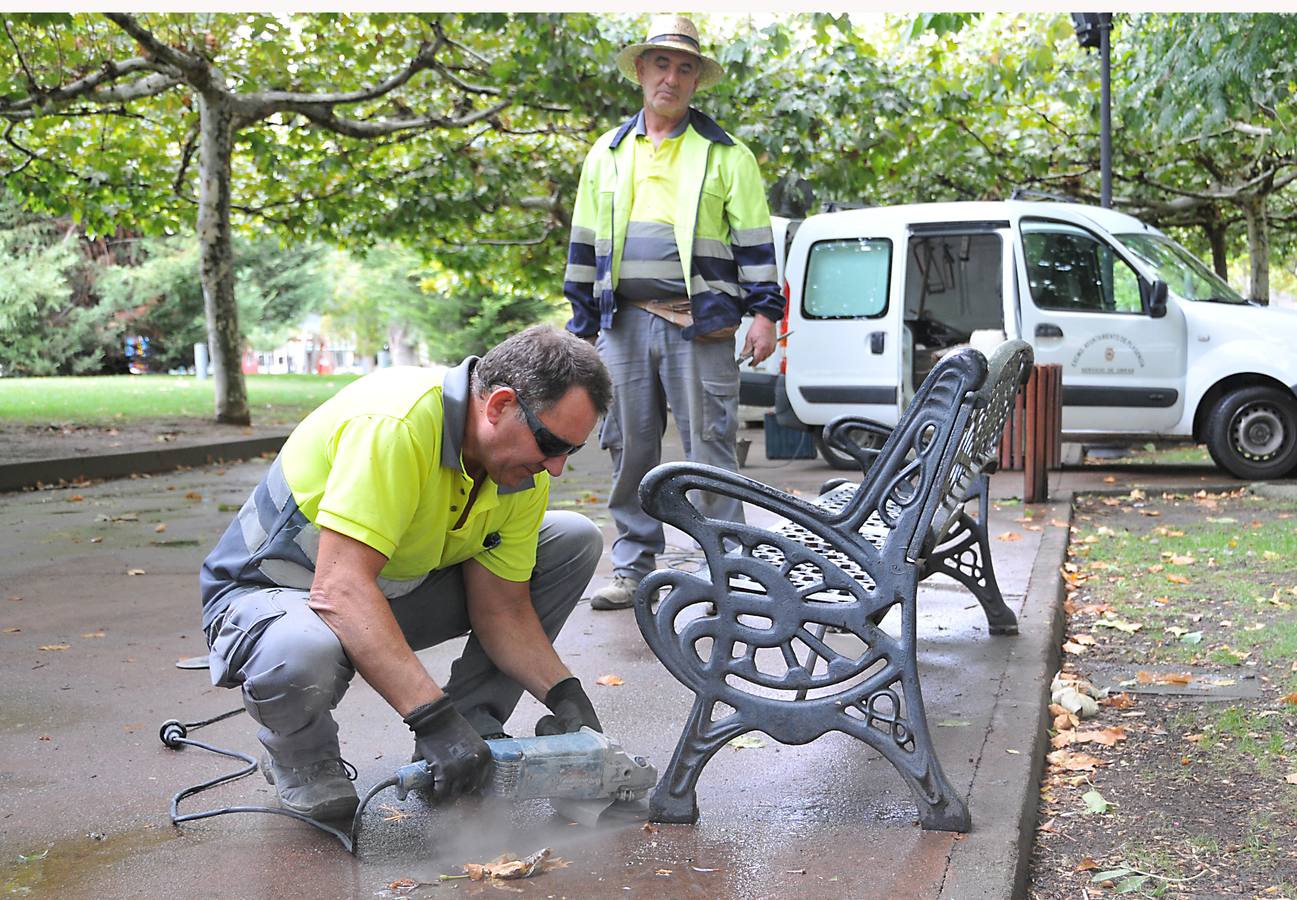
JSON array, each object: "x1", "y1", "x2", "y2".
[{"x1": 508, "y1": 388, "x2": 585, "y2": 458}]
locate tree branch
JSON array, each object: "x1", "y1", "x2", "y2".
[
  {"x1": 237, "y1": 37, "x2": 443, "y2": 115},
  {"x1": 172, "y1": 119, "x2": 199, "y2": 199},
  {"x1": 2, "y1": 19, "x2": 40, "y2": 93},
  {"x1": 102, "y1": 13, "x2": 212, "y2": 90},
  {"x1": 287, "y1": 98, "x2": 513, "y2": 138}
]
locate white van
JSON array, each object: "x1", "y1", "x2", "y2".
[{"x1": 772, "y1": 200, "x2": 1297, "y2": 479}]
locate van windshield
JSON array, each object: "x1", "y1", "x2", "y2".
[{"x1": 1114, "y1": 233, "x2": 1247, "y2": 304}]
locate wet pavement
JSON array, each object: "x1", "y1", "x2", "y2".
[{"x1": 0, "y1": 417, "x2": 1245, "y2": 899}]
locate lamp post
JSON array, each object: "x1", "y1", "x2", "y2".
[{"x1": 1071, "y1": 13, "x2": 1113, "y2": 208}]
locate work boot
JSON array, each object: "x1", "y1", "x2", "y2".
[
  {"x1": 588, "y1": 574, "x2": 640, "y2": 611},
  {"x1": 262, "y1": 753, "x2": 359, "y2": 820}
]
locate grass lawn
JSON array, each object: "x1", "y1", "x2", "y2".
[{"x1": 0, "y1": 374, "x2": 360, "y2": 425}]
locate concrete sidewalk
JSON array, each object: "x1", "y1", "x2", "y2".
[{"x1": 0, "y1": 421, "x2": 1238, "y2": 899}]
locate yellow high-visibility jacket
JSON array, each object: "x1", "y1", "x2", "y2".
[{"x1": 564, "y1": 108, "x2": 783, "y2": 340}]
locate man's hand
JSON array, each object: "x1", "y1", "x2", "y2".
[
  {"x1": 404, "y1": 696, "x2": 493, "y2": 801},
  {"x1": 535, "y1": 676, "x2": 603, "y2": 736},
  {"x1": 740, "y1": 315, "x2": 777, "y2": 366}
]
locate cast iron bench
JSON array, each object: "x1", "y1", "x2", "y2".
[{"x1": 632, "y1": 340, "x2": 1033, "y2": 833}]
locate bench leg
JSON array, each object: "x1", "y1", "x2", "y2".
[
  {"x1": 650, "y1": 697, "x2": 749, "y2": 824},
  {"x1": 922, "y1": 474, "x2": 1018, "y2": 635},
  {"x1": 837, "y1": 668, "x2": 972, "y2": 833}
]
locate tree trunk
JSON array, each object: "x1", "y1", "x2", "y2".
[
  {"x1": 197, "y1": 94, "x2": 250, "y2": 425},
  {"x1": 388, "y1": 322, "x2": 420, "y2": 366},
  {"x1": 1203, "y1": 216, "x2": 1229, "y2": 280},
  {"x1": 1240, "y1": 194, "x2": 1270, "y2": 304}
]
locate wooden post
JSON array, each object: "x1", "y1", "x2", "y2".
[{"x1": 997, "y1": 364, "x2": 1062, "y2": 503}]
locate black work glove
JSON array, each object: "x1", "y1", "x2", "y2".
[
  {"x1": 535, "y1": 676, "x2": 603, "y2": 736},
  {"x1": 404, "y1": 696, "x2": 493, "y2": 801}
]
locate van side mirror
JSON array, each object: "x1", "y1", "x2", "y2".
[{"x1": 1145, "y1": 279, "x2": 1168, "y2": 318}]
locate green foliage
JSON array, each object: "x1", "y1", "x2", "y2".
[
  {"x1": 0, "y1": 198, "x2": 119, "y2": 375},
  {"x1": 96, "y1": 233, "x2": 331, "y2": 371},
  {"x1": 412, "y1": 266, "x2": 561, "y2": 362},
  {"x1": 2, "y1": 10, "x2": 1294, "y2": 339}
]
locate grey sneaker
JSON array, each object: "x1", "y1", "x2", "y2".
[
  {"x1": 589, "y1": 574, "x2": 640, "y2": 611},
  {"x1": 262, "y1": 754, "x2": 359, "y2": 820}
]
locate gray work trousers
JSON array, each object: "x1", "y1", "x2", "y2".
[
  {"x1": 206, "y1": 511, "x2": 602, "y2": 767},
  {"x1": 598, "y1": 305, "x2": 744, "y2": 580}
]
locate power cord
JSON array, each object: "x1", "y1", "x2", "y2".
[{"x1": 158, "y1": 709, "x2": 399, "y2": 854}]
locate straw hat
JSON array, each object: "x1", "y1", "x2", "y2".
[{"x1": 615, "y1": 15, "x2": 724, "y2": 91}]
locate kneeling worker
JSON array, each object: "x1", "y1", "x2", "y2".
[{"x1": 199, "y1": 326, "x2": 612, "y2": 819}]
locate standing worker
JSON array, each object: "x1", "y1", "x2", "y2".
[
  {"x1": 564, "y1": 14, "x2": 784, "y2": 611},
  {"x1": 199, "y1": 326, "x2": 612, "y2": 820}
]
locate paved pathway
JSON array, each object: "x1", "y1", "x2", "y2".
[{"x1": 1, "y1": 418, "x2": 1243, "y2": 899}]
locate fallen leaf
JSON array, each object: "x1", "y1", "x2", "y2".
[
  {"x1": 1137, "y1": 671, "x2": 1192, "y2": 685},
  {"x1": 1047, "y1": 749, "x2": 1104, "y2": 771},
  {"x1": 1282, "y1": 692, "x2": 1297, "y2": 707},
  {"x1": 1051, "y1": 519, "x2": 1070, "y2": 528},
  {"x1": 1095, "y1": 617, "x2": 1142, "y2": 633},
  {"x1": 184, "y1": 492, "x2": 202, "y2": 501},
  {"x1": 642, "y1": 822, "x2": 659, "y2": 834},
  {"x1": 2, "y1": 626, "x2": 20, "y2": 633},
  {"x1": 68, "y1": 495, "x2": 84, "y2": 503},
  {"x1": 1073, "y1": 857, "x2": 1101, "y2": 872},
  {"x1": 1168, "y1": 554, "x2": 1195, "y2": 565},
  {"x1": 38, "y1": 643, "x2": 70, "y2": 651},
  {"x1": 1074, "y1": 726, "x2": 1127, "y2": 747},
  {"x1": 727, "y1": 734, "x2": 766, "y2": 750},
  {"x1": 1071, "y1": 634, "x2": 1097, "y2": 646},
  {"x1": 1081, "y1": 789, "x2": 1110, "y2": 814},
  {"x1": 1166, "y1": 574, "x2": 1192, "y2": 585},
  {"x1": 1101, "y1": 692, "x2": 1135, "y2": 709},
  {"x1": 997, "y1": 531, "x2": 1022, "y2": 542},
  {"x1": 89, "y1": 537, "x2": 102, "y2": 544},
  {"x1": 126, "y1": 568, "x2": 146, "y2": 576},
  {"x1": 1103, "y1": 476, "x2": 1117, "y2": 483},
  {"x1": 386, "y1": 878, "x2": 423, "y2": 894},
  {"x1": 154, "y1": 523, "x2": 167, "y2": 533},
  {"x1": 1286, "y1": 773, "x2": 1297, "y2": 785},
  {"x1": 655, "y1": 868, "x2": 673, "y2": 875},
  {"x1": 463, "y1": 848, "x2": 561, "y2": 881},
  {"x1": 6, "y1": 596, "x2": 22, "y2": 602},
  {"x1": 1062, "y1": 641, "x2": 1088, "y2": 655},
  {"x1": 81, "y1": 630, "x2": 106, "y2": 639},
  {"x1": 1180, "y1": 631, "x2": 1203, "y2": 644},
  {"x1": 594, "y1": 674, "x2": 624, "y2": 687}
]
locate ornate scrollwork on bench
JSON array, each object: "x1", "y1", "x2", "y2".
[{"x1": 634, "y1": 350, "x2": 991, "y2": 833}]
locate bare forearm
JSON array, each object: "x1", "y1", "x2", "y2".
[
  {"x1": 310, "y1": 582, "x2": 442, "y2": 716},
  {"x1": 464, "y1": 573, "x2": 569, "y2": 700}
]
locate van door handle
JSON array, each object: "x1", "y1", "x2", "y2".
[
  {"x1": 1035, "y1": 323, "x2": 1064, "y2": 339},
  {"x1": 869, "y1": 331, "x2": 885, "y2": 354}
]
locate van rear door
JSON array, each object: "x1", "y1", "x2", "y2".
[{"x1": 784, "y1": 224, "x2": 900, "y2": 429}]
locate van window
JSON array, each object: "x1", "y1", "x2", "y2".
[
  {"x1": 803, "y1": 238, "x2": 891, "y2": 319},
  {"x1": 904, "y1": 233, "x2": 1004, "y2": 334},
  {"x1": 1022, "y1": 220, "x2": 1143, "y2": 314}
]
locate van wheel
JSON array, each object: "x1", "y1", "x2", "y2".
[
  {"x1": 814, "y1": 428, "x2": 883, "y2": 472},
  {"x1": 1205, "y1": 386, "x2": 1297, "y2": 480}
]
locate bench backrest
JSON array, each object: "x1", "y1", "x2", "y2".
[
  {"x1": 926, "y1": 339, "x2": 1034, "y2": 548},
  {"x1": 823, "y1": 348, "x2": 990, "y2": 564}
]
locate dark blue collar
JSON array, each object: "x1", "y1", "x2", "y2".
[
  {"x1": 609, "y1": 107, "x2": 734, "y2": 149},
  {"x1": 440, "y1": 357, "x2": 535, "y2": 494}
]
